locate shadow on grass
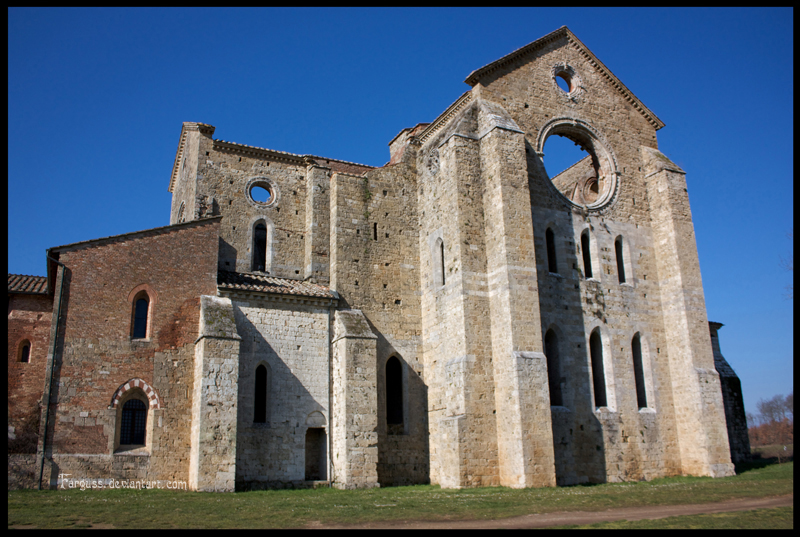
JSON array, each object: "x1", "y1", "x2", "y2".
[
  {"x1": 560, "y1": 481, "x2": 607, "y2": 489},
  {"x1": 735, "y1": 454, "x2": 794, "y2": 475}
]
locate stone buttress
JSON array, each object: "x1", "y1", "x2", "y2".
[{"x1": 189, "y1": 296, "x2": 242, "y2": 491}]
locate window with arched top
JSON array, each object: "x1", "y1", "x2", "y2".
[
  {"x1": 433, "y1": 237, "x2": 445, "y2": 287},
  {"x1": 581, "y1": 231, "x2": 593, "y2": 279},
  {"x1": 631, "y1": 333, "x2": 647, "y2": 409},
  {"x1": 131, "y1": 293, "x2": 150, "y2": 339},
  {"x1": 544, "y1": 329, "x2": 563, "y2": 406},
  {"x1": 546, "y1": 228, "x2": 558, "y2": 274},
  {"x1": 120, "y1": 398, "x2": 147, "y2": 445},
  {"x1": 590, "y1": 329, "x2": 607, "y2": 408},
  {"x1": 19, "y1": 340, "x2": 31, "y2": 363},
  {"x1": 615, "y1": 236, "x2": 626, "y2": 284},
  {"x1": 254, "y1": 364, "x2": 268, "y2": 423},
  {"x1": 386, "y1": 356, "x2": 403, "y2": 428},
  {"x1": 253, "y1": 221, "x2": 268, "y2": 272}
]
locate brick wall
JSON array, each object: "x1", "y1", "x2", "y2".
[
  {"x1": 8, "y1": 293, "x2": 53, "y2": 453},
  {"x1": 44, "y1": 218, "x2": 219, "y2": 486}
]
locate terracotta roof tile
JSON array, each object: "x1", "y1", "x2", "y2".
[
  {"x1": 217, "y1": 271, "x2": 337, "y2": 299},
  {"x1": 8, "y1": 274, "x2": 49, "y2": 294}
]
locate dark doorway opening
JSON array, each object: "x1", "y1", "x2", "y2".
[{"x1": 305, "y1": 428, "x2": 327, "y2": 481}]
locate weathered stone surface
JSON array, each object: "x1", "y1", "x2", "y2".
[{"x1": 9, "y1": 26, "x2": 746, "y2": 492}]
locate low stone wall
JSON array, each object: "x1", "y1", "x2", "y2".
[{"x1": 8, "y1": 454, "x2": 39, "y2": 490}]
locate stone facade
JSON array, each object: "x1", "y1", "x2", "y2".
[
  {"x1": 9, "y1": 26, "x2": 748, "y2": 491},
  {"x1": 709, "y1": 322, "x2": 751, "y2": 465}
]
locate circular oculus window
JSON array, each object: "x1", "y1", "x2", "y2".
[
  {"x1": 537, "y1": 118, "x2": 619, "y2": 211},
  {"x1": 246, "y1": 178, "x2": 279, "y2": 208}
]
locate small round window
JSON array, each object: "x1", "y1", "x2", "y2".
[
  {"x1": 551, "y1": 63, "x2": 582, "y2": 98},
  {"x1": 246, "y1": 178, "x2": 278, "y2": 208},
  {"x1": 555, "y1": 72, "x2": 573, "y2": 93}
]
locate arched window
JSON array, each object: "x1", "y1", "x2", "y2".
[
  {"x1": 254, "y1": 364, "x2": 268, "y2": 423},
  {"x1": 590, "y1": 329, "x2": 607, "y2": 408},
  {"x1": 253, "y1": 221, "x2": 267, "y2": 272},
  {"x1": 632, "y1": 333, "x2": 647, "y2": 409},
  {"x1": 544, "y1": 329, "x2": 563, "y2": 406},
  {"x1": 615, "y1": 236, "x2": 626, "y2": 284},
  {"x1": 19, "y1": 340, "x2": 31, "y2": 363},
  {"x1": 433, "y1": 237, "x2": 445, "y2": 287},
  {"x1": 546, "y1": 228, "x2": 558, "y2": 274},
  {"x1": 386, "y1": 356, "x2": 403, "y2": 426},
  {"x1": 120, "y1": 398, "x2": 147, "y2": 445},
  {"x1": 132, "y1": 294, "x2": 149, "y2": 339},
  {"x1": 581, "y1": 231, "x2": 593, "y2": 279}
]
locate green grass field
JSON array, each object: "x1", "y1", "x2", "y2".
[{"x1": 7, "y1": 461, "x2": 793, "y2": 529}]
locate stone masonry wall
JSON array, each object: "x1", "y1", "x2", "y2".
[
  {"x1": 329, "y1": 159, "x2": 429, "y2": 486},
  {"x1": 710, "y1": 323, "x2": 750, "y2": 464},
  {"x1": 470, "y1": 32, "x2": 695, "y2": 483},
  {"x1": 231, "y1": 297, "x2": 331, "y2": 488},
  {"x1": 416, "y1": 112, "x2": 500, "y2": 488}
]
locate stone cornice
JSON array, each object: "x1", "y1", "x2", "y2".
[
  {"x1": 213, "y1": 139, "x2": 307, "y2": 165},
  {"x1": 418, "y1": 91, "x2": 473, "y2": 145},
  {"x1": 170, "y1": 123, "x2": 373, "y2": 191},
  {"x1": 564, "y1": 31, "x2": 665, "y2": 131},
  {"x1": 169, "y1": 122, "x2": 216, "y2": 194},
  {"x1": 464, "y1": 26, "x2": 665, "y2": 132},
  {"x1": 213, "y1": 139, "x2": 375, "y2": 171},
  {"x1": 465, "y1": 26, "x2": 568, "y2": 86}
]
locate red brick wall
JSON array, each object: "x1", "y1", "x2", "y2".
[
  {"x1": 8, "y1": 293, "x2": 53, "y2": 453},
  {"x1": 49, "y1": 219, "x2": 219, "y2": 455}
]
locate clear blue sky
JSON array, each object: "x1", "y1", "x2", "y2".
[{"x1": 8, "y1": 8, "x2": 793, "y2": 417}]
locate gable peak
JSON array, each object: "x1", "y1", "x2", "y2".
[{"x1": 464, "y1": 27, "x2": 664, "y2": 131}]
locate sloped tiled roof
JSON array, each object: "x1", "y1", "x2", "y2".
[
  {"x1": 48, "y1": 217, "x2": 222, "y2": 254},
  {"x1": 217, "y1": 270, "x2": 337, "y2": 299},
  {"x1": 8, "y1": 274, "x2": 49, "y2": 294}
]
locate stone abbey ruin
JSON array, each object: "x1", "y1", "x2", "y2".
[{"x1": 9, "y1": 27, "x2": 749, "y2": 491}]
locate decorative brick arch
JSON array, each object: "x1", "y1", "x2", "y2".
[
  {"x1": 110, "y1": 378, "x2": 161, "y2": 409},
  {"x1": 127, "y1": 283, "x2": 158, "y2": 305}
]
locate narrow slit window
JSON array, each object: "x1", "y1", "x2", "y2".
[
  {"x1": 590, "y1": 329, "x2": 607, "y2": 408},
  {"x1": 254, "y1": 365, "x2": 267, "y2": 423},
  {"x1": 386, "y1": 356, "x2": 403, "y2": 427},
  {"x1": 374, "y1": 222, "x2": 378, "y2": 241},
  {"x1": 132, "y1": 297, "x2": 149, "y2": 339},
  {"x1": 546, "y1": 228, "x2": 558, "y2": 274},
  {"x1": 632, "y1": 334, "x2": 647, "y2": 409},
  {"x1": 615, "y1": 236, "x2": 626, "y2": 283},
  {"x1": 253, "y1": 222, "x2": 267, "y2": 272},
  {"x1": 440, "y1": 240, "x2": 446, "y2": 286},
  {"x1": 434, "y1": 238, "x2": 445, "y2": 287},
  {"x1": 581, "y1": 231, "x2": 593, "y2": 279},
  {"x1": 544, "y1": 330, "x2": 563, "y2": 406},
  {"x1": 19, "y1": 341, "x2": 31, "y2": 363}
]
